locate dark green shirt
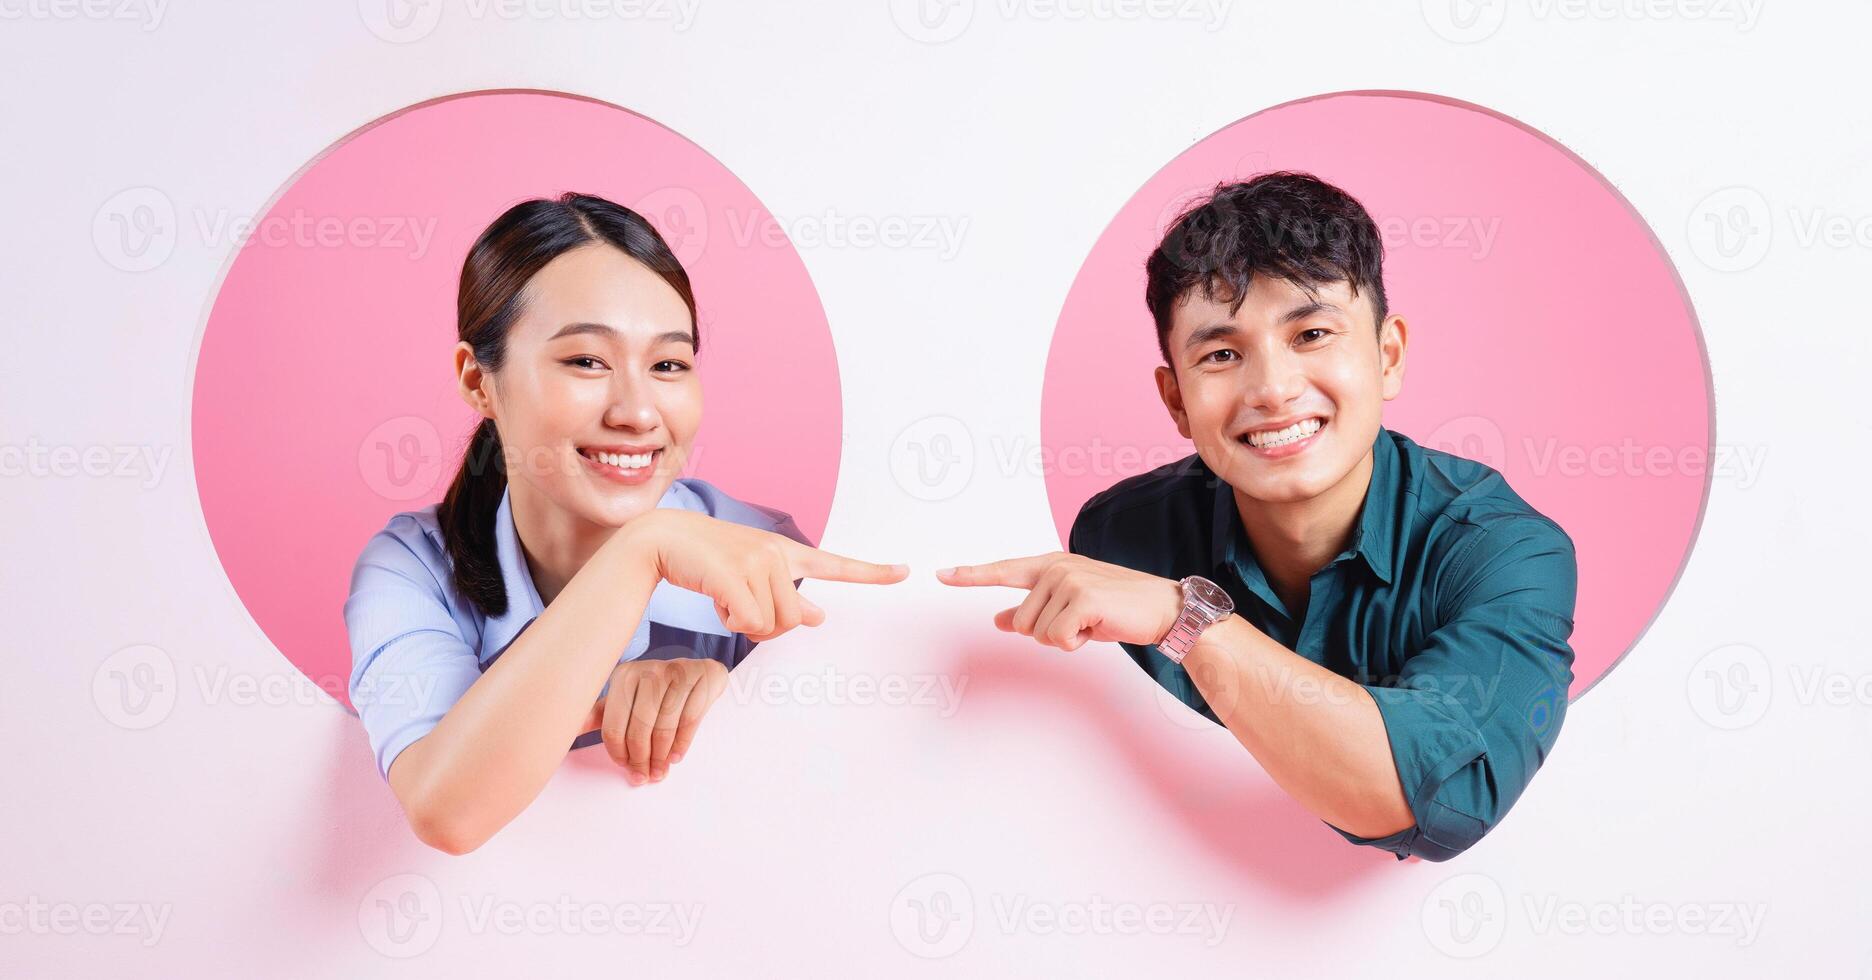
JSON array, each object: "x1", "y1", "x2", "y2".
[{"x1": 1069, "y1": 426, "x2": 1577, "y2": 862}]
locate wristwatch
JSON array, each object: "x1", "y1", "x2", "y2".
[{"x1": 1156, "y1": 575, "x2": 1235, "y2": 664}]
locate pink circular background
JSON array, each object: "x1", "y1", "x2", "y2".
[
  {"x1": 1042, "y1": 91, "x2": 1710, "y2": 698},
  {"x1": 192, "y1": 91, "x2": 841, "y2": 706}
]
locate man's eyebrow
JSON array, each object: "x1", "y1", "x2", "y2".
[
  {"x1": 548, "y1": 322, "x2": 696, "y2": 347},
  {"x1": 1278, "y1": 300, "x2": 1346, "y2": 324},
  {"x1": 1183, "y1": 323, "x2": 1239, "y2": 351}
]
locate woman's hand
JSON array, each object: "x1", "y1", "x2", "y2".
[
  {"x1": 581, "y1": 657, "x2": 728, "y2": 785},
  {"x1": 620, "y1": 509, "x2": 909, "y2": 643}
]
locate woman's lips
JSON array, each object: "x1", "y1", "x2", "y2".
[{"x1": 578, "y1": 447, "x2": 661, "y2": 486}]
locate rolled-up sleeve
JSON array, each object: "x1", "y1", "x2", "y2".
[
  {"x1": 343, "y1": 520, "x2": 483, "y2": 781},
  {"x1": 1332, "y1": 517, "x2": 1578, "y2": 861}
]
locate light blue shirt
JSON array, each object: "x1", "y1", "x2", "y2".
[{"x1": 344, "y1": 477, "x2": 810, "y2": 780}]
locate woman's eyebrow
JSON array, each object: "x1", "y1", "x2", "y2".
[
  {"x1": 548, "y1": 321, "x2": 618, "y2": 341},
  {"x1": 548, "y1": 322, "x2": 695, "y2": 347}
]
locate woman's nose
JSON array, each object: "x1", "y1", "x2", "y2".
[{"x1": 602, "y1": 378, "x2": 661, "y2": 431}]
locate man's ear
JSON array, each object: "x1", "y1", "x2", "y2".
[
  {"x1": 1154, "y1": 363, "x2": 1192, "y2": 440},
  {"x1": 454, "y1": 341, "x2": 496, "y2": 420},
  {"x1": 1378, "y1": 314, "x2": 1408, "y2": 401}
]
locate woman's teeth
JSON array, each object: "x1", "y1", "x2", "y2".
[
  {"x1": 1245, "y1": 418, "x2": 1323, "y2": 449},
  {"x1": 591, "y1": 450, "x2": 655, "y2": 469}
]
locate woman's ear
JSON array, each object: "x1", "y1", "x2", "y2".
[
  {"x1": 1379, "y1": 314, "x2": 1408, "y2": 402},
  {"x1": 1154, "y1": 364, "x2": 1192, "y2": 440},
  {"x1": 454, "y1": 342, "x2": 496, "y2": 419}
]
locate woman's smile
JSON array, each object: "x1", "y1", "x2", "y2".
[{"x1": 578, "y1": 444, "x2": 663, "y2": 486}]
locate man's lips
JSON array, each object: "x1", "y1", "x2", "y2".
[{"x1": 1235, "y1": 415, "x2": 1327, "y2": 453}]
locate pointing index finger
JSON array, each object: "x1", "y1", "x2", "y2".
[
  {"x1": 934, "y1": 553, "x2": 1060, "y2": 590},
  {"x1": 785, "y1": 540, "x2": 910, "y2": 585}
]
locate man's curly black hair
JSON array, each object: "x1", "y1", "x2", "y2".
[{"x1": 1145, "y1": 171, "x2": 1388, "y2": 365}]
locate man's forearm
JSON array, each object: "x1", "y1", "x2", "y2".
[{"x1": 1181, "y1": 614, "x2": 1415, "y2": 840}]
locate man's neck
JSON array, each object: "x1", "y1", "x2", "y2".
[
  {"x1": 507, "y1": 479, "x2": 609, "y2": 608},
  {"x1": 1233, "y1": 447, "x2": 1375, "y2": 609}
]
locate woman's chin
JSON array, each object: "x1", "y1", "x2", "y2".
[{"x1": 582, "y1": 480, "x2": 670, "y2": 526}]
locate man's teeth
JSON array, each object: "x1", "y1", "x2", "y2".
[
  {"x1": 592, "y1": 450, "x2": 655, "y2": 469},
  {"x1": 1245, "y1": 418, "x2": 1323, "y2": 449}
]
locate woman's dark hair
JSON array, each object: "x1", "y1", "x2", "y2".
[
  {"x1": 1145, "y1": 171, "x2": 1387, "y2": 365},
  {"x1": 438, "y1": 192, "x2": 697, "y2": 619}
]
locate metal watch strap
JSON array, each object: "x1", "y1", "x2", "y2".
[
  {"x1": 1157, "y1": 575, "x2": 1233, "y2": 664},
  {"x1": 1157, "y1": 607, "x2": 1209, "y2": 664}
]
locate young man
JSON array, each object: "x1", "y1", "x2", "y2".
[{"x1": 938, "y1": 172, "x2": 1577, "y2": 862}]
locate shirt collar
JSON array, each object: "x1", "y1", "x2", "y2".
[
  {"x1": 1347, "y1": 427, "x2": 1398, "y2": 585},
  {"x1": 1209, "y1": 426, "x2": 1399, "y2": 598}
]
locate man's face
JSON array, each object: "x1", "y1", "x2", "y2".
[{"x1": 1155, "y1": 275, "x2": 1406, "y2": 505}]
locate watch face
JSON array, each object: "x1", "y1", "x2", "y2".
[{"x1": 1184, "y1": 576, "x2": 1234, "y2": 615}]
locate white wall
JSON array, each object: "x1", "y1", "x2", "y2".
[{"x1": 2, "y1": 0, "x2": 1863, "y2": 974}]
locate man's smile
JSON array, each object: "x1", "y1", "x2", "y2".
[{"x1": 1236, "y1": 415, "x2": 1327, "y2": 458}]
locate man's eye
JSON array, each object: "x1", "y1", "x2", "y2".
[
  {"x1": 1297, "y1": 328, "x2": 1330, "y2": 345},
  {"x1": 1202, "y1": 349, "x2": 1239, "y2": 364}
]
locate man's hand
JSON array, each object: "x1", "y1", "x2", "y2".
[
  {"x1": 935, "y1": 552, "x2": 1183, "y2": 650},
  {"x1": 580, "y1": 657, "x2": 728, "y2": 786}
]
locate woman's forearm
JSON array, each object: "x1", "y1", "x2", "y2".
[
  {"x1": 389, "y1": 516, "x2": 664, "y2": 853},
  {"x1": 1183, "y1": 615, "x2": 1415, "y2": 840}
]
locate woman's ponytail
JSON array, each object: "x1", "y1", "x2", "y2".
[{"x1": 436, "y1": 417, "x2": 509, "y2": 618}]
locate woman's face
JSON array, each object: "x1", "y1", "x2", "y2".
[{"x1": 471, "y1": 243, "x2": 702, "y2": 528}]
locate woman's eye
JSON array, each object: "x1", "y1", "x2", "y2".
[
  {"x1": 563, "y1": 356, "x2": 606, "y2": 371},
  {"x1": 653, "y1": 359, "x2": 692, "y2": 373}
]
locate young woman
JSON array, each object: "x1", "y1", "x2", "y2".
[{"x1": 344, "y1": 192, "x2": 905, "y2": 855}]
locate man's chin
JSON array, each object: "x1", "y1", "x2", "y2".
[
  {"x1": 1205, "y1": 446, "x2": 1340, "y2": 505},
  {"x1": 1234, "y1": 479, "x2": 1327, "y2": 507}
]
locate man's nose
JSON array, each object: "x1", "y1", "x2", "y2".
[{"x1": 1241, "y1": 348, "x2": 1305, "y2": 412}]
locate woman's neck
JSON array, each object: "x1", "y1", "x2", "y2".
[{"x1": 506, "y1": 480, "x2": 610, "y2": 608}]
